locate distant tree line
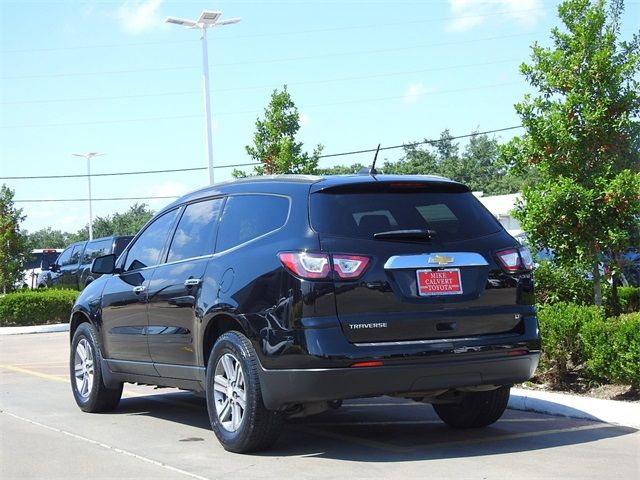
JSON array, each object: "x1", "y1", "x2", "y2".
[
  {"x1": 318, "y1": 129, "x2": 538, "y2": 195},
  {"x1": 25, "y1": 203, "x2": 154, "y2": 249}
]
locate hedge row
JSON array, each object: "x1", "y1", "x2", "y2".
[
  {"x1": 0, "y1": 289, "x2": 78, "y2": 327},
  {"x1": 534, "y1": 260, "x2": 640, "y2": 314},
  {"x1": 538, "y1": 303, "x2": 640, "y2": 389}
]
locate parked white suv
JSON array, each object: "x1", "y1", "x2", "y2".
[{"x1": 20, "y1": 248, "x2": 63, "y2": 289}]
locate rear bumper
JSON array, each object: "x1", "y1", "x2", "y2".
[{"x1": 257, "y1": 351, "x2": 539, "y2": 410}]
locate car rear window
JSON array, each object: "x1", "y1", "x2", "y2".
[
  {"x1": 83, "y1": 238, "x2": 112, "y2": 264},
  {"x1": 216, "y1": 195, "x2": 289, "y2": 252},
  {"x1": 310, "y1": 190, "x2": 501, "y2": 242}
]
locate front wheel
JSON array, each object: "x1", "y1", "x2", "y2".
[
  {"x1": 70, "y1": 323, "x2": 123, "y2": 412},
  {"x1": 206, "y1": 331, "x2": 283, "y2": 453},
  {"x1": 433, "y1": 386, "x2": 510, "y2": 428}
]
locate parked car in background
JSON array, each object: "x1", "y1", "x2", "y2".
[
  {"x1": 19, "y1": 248, "x2": 63, "y2": 289},
  {"x1": 38, "y1": 235, "x2": 133, "y2": 290},
  {"x1": 69, "y1": 174, "x2": 539, "y2": 453}
]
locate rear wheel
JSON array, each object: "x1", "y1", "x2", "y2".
[
  {"x1": 206, "y1": 331, "x2": 283, "y2": 453},
  {"x1": 433, "y1": 386, "x2": 510, "y2": 428},
  {"x1": 70, "y1": 323, "x2": 122, "y2": 412}
]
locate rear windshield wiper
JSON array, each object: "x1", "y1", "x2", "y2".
[{"x1": 373, "y1": 229, "x2": 436, "y2": 240}]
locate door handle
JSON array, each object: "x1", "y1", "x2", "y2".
[
  {"x1": 132, "y1": 285, "x2": 146, "y2": 294},
  {"x1": 184, "y1": 278, "x2": 202, "y2": 287}
]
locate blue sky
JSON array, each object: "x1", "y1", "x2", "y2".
[{"x1": 1, "y1": 0, "x2": 638, "y2": 234}]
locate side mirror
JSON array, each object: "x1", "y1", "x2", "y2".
[
  {"x1": 50, "y1": 263, "x2": 59, "y2": 273},
  {"x1": 91, "y1": 254, "x2": 116, "y2": 275},
  {"x1": 40, "y1": 260, "x2": 50, "y2": 271}
]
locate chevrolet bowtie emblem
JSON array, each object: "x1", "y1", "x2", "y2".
[{"x1": 428, "y1": 255, "x2": 454, "y2": 265}]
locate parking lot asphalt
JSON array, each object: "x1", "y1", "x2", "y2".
[{"x1": 1, "y1": 332, "x2": 638, "y2": 479}]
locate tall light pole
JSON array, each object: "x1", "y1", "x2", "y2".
[
  {"x1": 165, "y1": 11, "x2": 241, "y2": 185},
  {"x1": 72, "y1": 152, "x2": 104, "y2": 241}
]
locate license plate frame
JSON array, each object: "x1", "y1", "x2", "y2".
[{"x1": 416, "y1": 268, "x2": 463, "y2": 296}]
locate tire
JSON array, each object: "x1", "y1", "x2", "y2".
[
  {"x1": 433, "y1": 386, "x2": 510, "y2": 428},
  {"x1": 206, "y1": 331, "x2": 284, "y2": 453},
  {"x1": 70, "y1": 322, "x2": 123, "y2": 413}
]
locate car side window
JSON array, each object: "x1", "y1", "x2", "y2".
[
  {"x1": 83, "y1": 239, "x2": 112, "y2": 264},
  {"x1": 123, "y1": 209, "x2": 179, "y2": 271},
  {"x1": 55, "y1": 247, "x2": 73, "y2": 266},
  {"x1": 167, "y1": 198, "x2": 224, "y2": 263},
  {"x1": 216, "y1": 195, "x2": 289, "y2": 252},
  {"x1": 67, "y1": 244, "x2": 83, "y2": 266}
]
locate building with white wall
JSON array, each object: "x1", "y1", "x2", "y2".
[{"x1": 473, "y1": 193, "x2": 522, "y2": 237}]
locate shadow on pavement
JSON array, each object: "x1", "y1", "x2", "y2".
[{"x1": 112, "y1": 392, "x2": 638, "y2": 461}]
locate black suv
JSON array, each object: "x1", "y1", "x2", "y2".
[
  {"x1": 40, "y1": 235, "x2": 133, "y2": 290},
  {"x1": 69, "y1": 175, "x2": 539, "y2": 453}
]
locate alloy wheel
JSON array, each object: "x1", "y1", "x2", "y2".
[
  {"x1": 74, "y1": 338, "x2": 94, "y2": 400},
  {"x1": 213, "y1": 353, "x2": 247, "y2": 432}
]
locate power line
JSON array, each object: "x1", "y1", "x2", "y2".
[
  {"x1": 0, "y1": 32, "x2": 536, "y2": 81},
  {"x1": 0, "y1": 8, "x2": 547, "y2": 54},
  {"x1": 2, "y1": 163, "x2": 259, "y2": 181},
  {"x1": 0, "y1": 80, "x2": 523, "y2": 129},
  {"x1": 2, "y1": 167, "x2": 206, "y2": 181},
  {"x1": 318, "y1": 126, "x2": 523, "y2": 159},
  {"x1": 7, "y1": 126, "x2": 523, "y2": 189},
  {"x1": 14, "y1": 196, "x2": 181, "y2": 203},
  {"x1": 2, "y1": 58, "x2": 521, "y2": 106},
  {"x1": 0, "y1": 113, "x2": 201, "y2": 129}
]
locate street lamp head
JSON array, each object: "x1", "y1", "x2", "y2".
[
  {"x1": 72, "y1": 152, "x2": 104, "y2": 159},
  {"x1": 164, "y1": 16, "x2": 198, "y2": 27},
  {"x1": 198, "y1": 11, "x2": 222, "y2": 25},
  {"x1": 166, "y1": 11, "x2": 241, "y2": 29},
  {"x1": 215, "y1": 17, "x2": 241, "y2": 26}
]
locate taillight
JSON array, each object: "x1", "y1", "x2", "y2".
[
  {"x1": 278, "y1": 252, "x2": 330, "y2": 279},
  {"x1": 496, "y1": 247, "x2": 533, "y2": 273},
  {"x1": 332, "y1": 255, "x2": 370, "y2": 279},
  {"x1": 278, "y1": 252, "x2": 370, "y2": 280},
  {"x1": 350, "y1": 361, "x2": 384, "y2": 368}
]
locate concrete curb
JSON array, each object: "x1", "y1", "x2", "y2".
[
  {"x1": 0, "y1": 323, "x2": 69, "y2": 335},
  {"x1": 509, "y1": 387, "x2": 640, "y2": 429}
]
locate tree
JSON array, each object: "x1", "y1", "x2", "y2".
[
  {"x1": 384, "y1": 145, "x2": 438, "y2": 175},
  {"x1": 502, "y1": 0, "x2": 640, "y2": 305},
  {"x1": 435, "y1": 129, "x2": 459, "y2": 165},
  {"x1": 235, "y1": 85, "x2": 323, "y2": 177},
  {"x1": 317, "y1": 163, "x2": 367, "y2": 175},
  {"x1": 71, "y1": 203, "x2": 154, "y2": 241},
  {"x1": 26, "y1": 227, "x2": 72, "y2": 249},
  {"x1": 0, "y1": 185, "x2": 30, "y2": 293}
]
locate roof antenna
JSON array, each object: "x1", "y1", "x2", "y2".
[
  {"x1": 359, "y1": 144, "x2": 381, "y2": 176},
  {"x1": 370, "y1": 144, "x2": 381, "y2": 175}
]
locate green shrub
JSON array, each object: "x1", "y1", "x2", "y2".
[
  {"x1": 537, "y1": 303, "x2": 604, "y2": 388},
  {"x1": 0, "y1": 289, "x2": 78, "y2": 326},
  {"x1": 534, "y1": 261, "x2": 594, "y2": 306},
  {"x1": 617, "y1": 287, "x2": 640, "y2": 313},
  {"x1": 582, "y1": 312, "x2": 640, "y2": 389}
]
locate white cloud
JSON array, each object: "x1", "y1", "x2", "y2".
[
  {"x1": 448, "y1": 0, "x2": 544, "y2": 32},
  {"x1": 299, "y1": 112, "x2": 311, "y2": 126},
  {"x1": 117, "y1": 0, "x2": 165, "y2": 35},
  {"x1": 403, "y1": 83, "x2": 428, "y2": 105}
]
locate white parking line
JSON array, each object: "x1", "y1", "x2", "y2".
[{"x1": 1, "y1": 410, "x2": 212, "y2": 480}]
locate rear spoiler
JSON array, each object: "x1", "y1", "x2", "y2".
[{"x1": 310, "y1": 178, "x2": 469, "y2": 194}]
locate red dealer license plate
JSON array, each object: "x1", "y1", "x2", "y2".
[{"x1": 417, "y1": 268, "x2": 463, "y2": 296}]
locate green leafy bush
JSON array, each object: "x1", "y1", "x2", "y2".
[
  {"x1": 537, "y1": 303, "x2": 604, "y2": 388},
  {"x1": 534, "y1": 261, "x2": 594, "y2": 306},
  {"x1": 582, "y1": 312, "x2": 640, "y2": 389},
  {"x1": 617, "y1": 287, "x2": 640, "y2": 313},
  {"x1": 0, "y1": 289, "x2": 78, "y2": 326}
]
